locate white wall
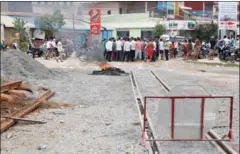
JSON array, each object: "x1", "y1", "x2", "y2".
[
  {"x1": 1, "y1": 24, "x2": 4, "y2": 41},
  {"x1": 80, "y1": 2, "x2": 120, "y2": 15}
]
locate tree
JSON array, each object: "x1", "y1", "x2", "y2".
[
  {"x1": 152, "y1": 24, "x2": 166, "y2": 38},
  {"x1": 179, "y1": 21, "x2": 218, "y2": 41},
  {"x1": 35, "y1": 10, "x2": 65, "y2": 38},
  {"x1": 12, "y1": 17, "x2": 29, "y2": 51}
]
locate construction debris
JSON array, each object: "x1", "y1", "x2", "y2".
[
  {"x1": 1, "y1": 81, "x2": 33, "y2": 104},
  {"x1": 2, "y1": 116, "x2": 47, "y2": 124},
  {"x1": 0, "y1": 89, "x2": 55, "y2": 133}
]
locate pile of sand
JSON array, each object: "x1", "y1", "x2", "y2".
[{"x1": 1, "y1": 50, "x2": 56, "y2": 80}]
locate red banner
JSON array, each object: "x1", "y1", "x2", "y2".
[{"x1": 89, "y1": 9, "x2": 101, "y2": 35}]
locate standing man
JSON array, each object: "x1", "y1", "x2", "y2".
[
  {"x1": 155, "y1": 38, "x2": 160, "y2": 60},
  {"x1": 223, "y1": 35, "x2": 230, "y2": 46},
  {"x1": 51, "y1": 38, "x2": 58, "y2": 57},
  {"x1": 101, "y1": 39, "x2": 107, "y2": 60},
  {"x1": 116, "y1": 38, "x2": 123, "y2": 61},
  {"x1": 130, "y1": 37, "x2": 136, "y2": 61},
  {"x1": 152, "y1": 39, "x2": 157, "y2": 61},
  {"x1": 135, "y1": 37, "x2": 142, "y2": 61},
  {"x1": 236, "y1": 38, "x2": 239, "y2": 48},
  {"x1": 193, "y1": 36, "x2": 201, "y2": 60},
  {"x1": 230, "y1": 36, "x2": 235, "y2": 47},
  {"x1": 159, "y1": 39, "x2": 164, "y2": 60},
  {"x1": 142, "y1": 38, "x2": 147, "y2": 61},
  {"x1": 112, "y1": 38, "x2": 117, "y2": 61},
  {"x1": 106, "y1": 38, "x2": 113, "y2": 62},
  {"x1": 56, "y1": 39, "x2": 64, "y2": 62},
  {"x1": 123, "y1": 38, "x2": 131, "y2": 62},
  {"x1": 164, "y1": 39, "x2": 171, "y2": 61}
]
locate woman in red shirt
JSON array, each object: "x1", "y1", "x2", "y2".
[
  {"x1": 183, "y1": 40, "x2": 188, "y2": 60},
  {"x1": 145, "y1": 39, "x2": 154, "y2": 62},
  {"x1": 170, "y1": 42, "x2": 175, "y2": 59}
]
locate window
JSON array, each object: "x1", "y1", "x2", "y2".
[
  {"x1": 119, "y1": 8, "x2": 122, "y2": 14},
  {"x1": 107, "y1": 10, "x2": 111, "y2": 15},
  {"x1": 141, "y1": 30, "x2": 153, "y2": 39},
  {"x1": 168, "y1": 9, "x2": 174, "y2": 15},
  {"x1": 117, "y1": 31, "x2": 129, "y2": 38}
]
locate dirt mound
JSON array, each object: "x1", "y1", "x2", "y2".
[{"x1": 1, "y1": 50, "x2": 56, "y2": 80}]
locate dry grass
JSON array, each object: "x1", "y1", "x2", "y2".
[{"x1": 39, "y1": 100, "x2": 71, "y2": 109}]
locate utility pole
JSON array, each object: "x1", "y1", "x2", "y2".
[
  {"x1": 73, "y1": 13, "x2": 75, "y2": 31},
  {"x1": 72, "y1": 4, "x2": 76, "y2": 47}
]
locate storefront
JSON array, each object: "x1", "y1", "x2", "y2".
[{"x1": 165, "y1": 20, "x2": 197, "y2": 36}]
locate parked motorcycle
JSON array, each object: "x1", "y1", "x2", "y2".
[
  {"x1": 199, "y1": 44, "x2": 210, "y2": 59},
  {"x1": 27, "y1": 48, "x2": 43, "y2": 59},
  {"x1": 233, "y1": 48, "x2": 240, "y2": 62},
  {"x1": 219, "y1": 45, "x2": 238, "y2": 63}
]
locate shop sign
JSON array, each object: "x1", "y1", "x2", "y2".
[{"x1": 89, "y1": 9, "x2": 101, "y2": 35}]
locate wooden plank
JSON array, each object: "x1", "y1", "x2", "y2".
[
  {"x1": 1, "y1": 81, "x2": 22, "y2": 93},
  {"x1": 2, "y1": 116, "x2": 46, "y2": 124},
  {"x1": 0, "y1": 90, "x2": 55, "y2": 133}
]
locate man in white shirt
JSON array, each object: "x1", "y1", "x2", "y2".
[
  {"x1": 236, "y1": 38, "x2": 239, "y2": 48},
  {"x1": 56, "y1": 40, "x2": 65, "y2": 62},
  {"x1": 116, "y1": 38, "x2": 123, "y2": 61},
  {"x1": 223, "y1": 35, "x2": 230, "y2": 46},
  {"x1": 152, "y1": 40, "x2": 157, "y2": 61},
  {"x1": 123, "y1": 38, "x2": 131, "y2": 62},
  {"x1": 130, "y1": 38, "x2": 136, "y2": 61},
  {"x1": 105, "y1": 38, "x2": 113, "y2": 62},
  {"x1": 159, "y1": 39, "x2": 164, "y2": 60},
  {"x1": 47, "y1": 39, "x2": 52, "y2": 50},
  {"x1": 164, "y1": 39, "x2": 171, "y2": 61}
]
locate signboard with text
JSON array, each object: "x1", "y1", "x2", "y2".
[
  {"x1": 89, "y1": 8, "x2": 101, "y2": 35},
  {"x1": 166, "y1": 21, "x2": 196, "y2": 30},
  {"x1": 218, "y1": 2, "x2": 238, "y2": 30}
]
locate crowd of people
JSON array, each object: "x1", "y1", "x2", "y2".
[
  {"x1": 101, "y1": 36, "x2": 202, "y2": 62},
  {"x1": 101, "y1": 35, "x2": 240, "y2": 62},
  {"x1": 30, "y1": 38, "x2": 65, "y2": 62}
]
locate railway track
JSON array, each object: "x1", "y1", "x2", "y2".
[{"x1": 130, "y1": 69, "x2": 238, "y2": 154}]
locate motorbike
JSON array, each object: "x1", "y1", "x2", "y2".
[
  {"x1": 199, "y1": 44, "x2": 210, "y2": 59},
  {"x1": 233, "y1": 48, "x2": 240, "y2": 62},
  {"x1": 27, "y1": 48, "x2": 43, "y2": 59},
  {"x1": 218, "y1": 45, "x2": 238, "y2": 63}
]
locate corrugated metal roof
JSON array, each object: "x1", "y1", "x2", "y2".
[
  {"x1": 1, "y1": 15, "x2": 36, "y2": 28},
  {"x1": 1, "y1": 16, "x2": 14, "y2": 27}
]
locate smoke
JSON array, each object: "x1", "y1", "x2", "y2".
[
  {"x1": 71, "y1": 36, "x2": 105, "y2": 62},
  {"x1": 54, "y1": 2, "x2": 105, "y2": 62}
]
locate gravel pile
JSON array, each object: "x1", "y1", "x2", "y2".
[{"x1": 1, "y1": 50, "x2": 56, "y2": 80}]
